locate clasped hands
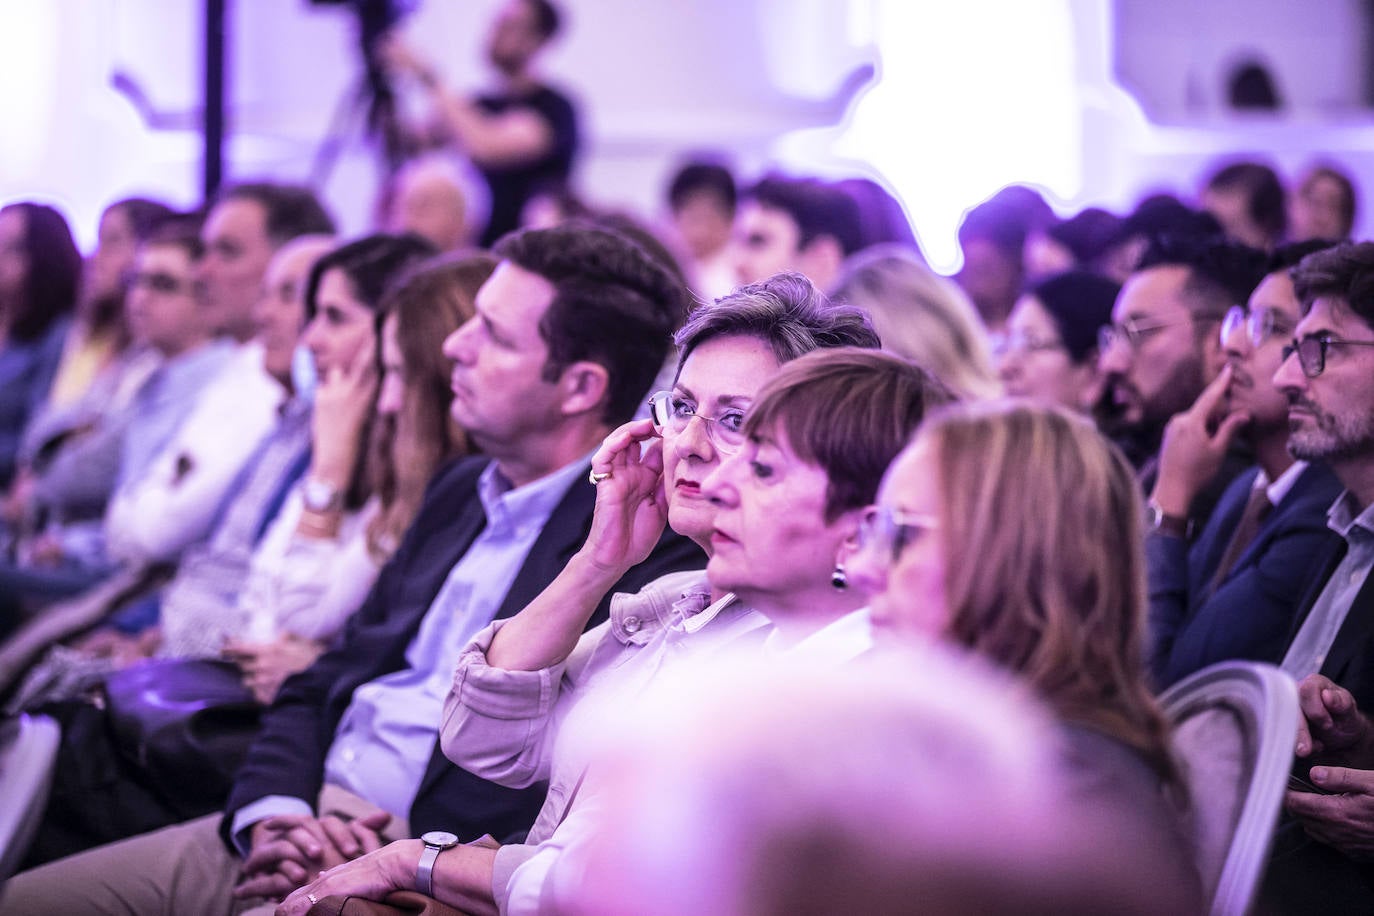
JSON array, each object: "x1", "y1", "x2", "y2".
[
  {"x1": 1286, "y1": 675, "x2": 1374, "y2": 861},
  {"x1": 235, "y1": 810, "x2": 391, "y2": 904}
]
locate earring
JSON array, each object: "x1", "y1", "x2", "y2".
[{"x1": 831, "y1": 563, "x2": 848, "y2": 591}]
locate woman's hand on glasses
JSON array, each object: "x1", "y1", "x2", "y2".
[{"x1": 582, "y1": 419, "x2": 671, "y2": 576}]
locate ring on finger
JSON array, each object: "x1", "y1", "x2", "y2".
[{"x1": 588, "y1": 469, "x2": 612, "y2": 485}]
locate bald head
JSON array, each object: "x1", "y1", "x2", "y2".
[
  {"x1": 386, "y1": 160, "x2": 469, "y2": 251},
  {"x1": 254, "y1": 234, "x2": 336, "y2": 385}
]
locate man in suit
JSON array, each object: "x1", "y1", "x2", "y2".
[
  {"x1": 0, "y1": 224, "x2": 704, "y2": 915},
  {"x1": 1243, "y1": 241, "x2": 1374, "y2": 913},
  {"x1": 1098, "y1": 236, "x2": 1268, "y2": 530},
  {"x1": 1147, "y1": 240, "x2": 1343, "y2": 688}
]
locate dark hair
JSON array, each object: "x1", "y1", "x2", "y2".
[
  {"x1": 588, "y1": 212, "x2": 689, "y2": 290},
  {"x1": 959, "y1": 185, "x2": 1057, "y2": 259},
  {"x1": 1028, "y1": 271, "x2": 1122, "y2": 364},
  {"x1": 1205, "y1": 161, "x2": 1287, "y2": 242},
  {"x1": 838, "y1": 176, "x2": 918, "y2": 251},
  {"x1": 523, "y1": 0, "x2": 561, "y2": 41},
  {"x1": 746, "y1": 175, "x2": 864, "y2": 257},
  {"x1": 1116, "y1": 193, "x2": 1222, "y2": 249},
  {"x1": 143, "y1": 213, "x2": 207, "y2": 260},
  {"x1": 1300, "y1": 164, "x2": 1358, "y2": 238},
  {"x1": 494, "y1": 223, "x2": 689, "y2": 424},
  {"x1": 217, "y1": 182, "x2": 336, "y2": 246},
  {"x1": 304, "y1": 233, "x2": 438, "y2": 321},
  {"x1": 2, "y1": 203, "x2": 82, "y2": 342},
  {"x1": 675, "y1": 271, "x2": 879, "y2": 370},
  {"x1": 742, "y1": 348, "x2": 955, "y2": 522},
  {"x1": 1227, "y1": 60, "x2": 1282, "y2": 110},
  {"x1": 668, "y1": 161, "x2": 737, "y2": 216},
  {"x1": 1136, "y1": 236, "x2": 1269, "y2": 320},
  {"x1": 1045, "y1": 207, "x2": 1122, "y2": 266},
  {"x1": 109, "y1": 197, "x2": 177, "y2": 242},
  {"x1": 368, "y1": 251, "x2": 498, "y2": 559},
  {"x1": 1291, "y1": 241, "x2": 1374, "y2": 326},
  {"x1": 1267, "y1": 238, "x2": 1340, "y2": 276}
]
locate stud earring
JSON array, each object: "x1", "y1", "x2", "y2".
[{"x1": 831, "y1": 563, "x2": 848, "y2": 590}]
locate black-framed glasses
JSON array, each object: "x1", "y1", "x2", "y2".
[
  {"x1": 1097, "y1": 315, "x2": 1197, "y2": 353},
  {"x1": 857, "y1": 505, "x2": 940, "y2": 566},
  {"x1": 1221, "y1": 305, "x2": 1294, "y2": 349},
  {"x1": 992, "y1": 330, "x2": 1065, "y2": 358},
  {"x1": 1282, "y1": 335, "x2": 1374, "y2": 378},
  {"x1": 647, "y1": 391, "x2": 747, "y2": 453}
]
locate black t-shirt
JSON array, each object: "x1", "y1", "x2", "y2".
[{"x1": 474, "y1": 84, "x2": 579, "y2": 246}]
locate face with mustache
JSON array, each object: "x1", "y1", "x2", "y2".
[{"x1": 1273, "y1": 296, "x2": 1374, "y2": 465}]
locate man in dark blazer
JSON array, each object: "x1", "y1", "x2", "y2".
[
  {"x1": 1241, "y1": 241, "x2": 1374, "y2": 914},
  {"x1": 1147, "y1": 241, "x2": 1343, "y2": 689},
  {"x1": 0, "y1": 224, "x2": 705, "y2": 915}
]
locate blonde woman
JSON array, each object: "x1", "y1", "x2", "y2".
[
  {"x1": 832, "y1": 244, "x2": 1001, "y2": 400},
  {"x1": 850, "y1": 401, "x2": 1203, "y2": 912}
]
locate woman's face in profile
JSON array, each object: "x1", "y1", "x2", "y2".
[{"x1": 851, "y1": 439, "x2": 949, "y2": 643}]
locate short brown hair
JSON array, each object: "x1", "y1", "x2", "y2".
[{"x1": 743, "y1": 348, "x2": 954, "y2": 522}]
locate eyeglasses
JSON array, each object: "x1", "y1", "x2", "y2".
[
  {"x1": 1281, "y1": 335, "x2": 1374, "y2": 378},
  {"x1": 127, "y1": 270, "x2": 193, "y2": 296},
  {"x1": 992, "y1": 330, "x2": 1064, "y2": 358},
  {"x1": 857, "y1": 505, "x2": 940, "y2": 566},
  {"x1": 1097, "y1": 315, "x2": 1197, "y2": 353},
  {"x1": 1220, "y1": 305, "x2": 1294, "y2": 349},
  {"x1": 647, "y1": 391, "x2": 746, "y2": 453}
]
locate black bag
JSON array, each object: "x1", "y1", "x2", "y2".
[{"x1": 100, "y1": 658, "x2": 263, "y2": 809}]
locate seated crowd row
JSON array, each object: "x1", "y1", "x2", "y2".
[{"x1": 0, "y1": 161, "x2": 1369, "y2": 914}]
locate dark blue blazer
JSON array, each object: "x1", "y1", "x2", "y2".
[
  {"x1": 1147, "y1": 462, "x2": 1343, "y2": 689},
  {"x1": 221, "y1": 456, "x2": 705, "y2": 847}
]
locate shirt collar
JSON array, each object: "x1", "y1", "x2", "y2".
[
  {"x1": 478, "y1": 453, "x2": 590, "y2": 534},
  {"x1": 762, "y1": 608, "x2": 873, "y2": 663},
  {"x1": 1262, "y1": 460, "x2": 1308, "y2": 506},
  {"x1": 1328, "y1": 489, "x2": 1374, "y2": 540}
]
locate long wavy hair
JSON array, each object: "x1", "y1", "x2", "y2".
[
  {"x1": 366, "y1": 252, "x2": 496, "y2": 559},
  {"x1": 918, "y1": 400, "x2": 1179, "y2": 786}
]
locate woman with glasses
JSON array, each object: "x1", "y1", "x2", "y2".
[
  {"x1": 996, "y1": 270, "x2": 1119, "y2": 410},
  {"x1": 848, "y1": 400, "x2": 1202, "y2": 911},
  {"x1": 276, "y1": 274, "x2": 896, "y2": 915}
]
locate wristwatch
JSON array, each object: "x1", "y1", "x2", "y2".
[
  {"x1": 417, "y1": 830, "x2": 460, "y2": 897},
  {"x1": 301, "y1": 476, "x2": 344, "y2": 513},
  {"x1": 1146, "y1": 500, "x2": 1192, "y2": 539}
]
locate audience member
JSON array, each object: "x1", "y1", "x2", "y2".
[
  {"x1": 380, "y1": 157, "x2": 473, "y2": 251},
  {"x1": 0, "y1": 236, "x2": 336, "y2": 702},
  {"x1": 277, "y1": 344, "x2": 948, "y2": 915},
  {"x1": 1254, "y1": 241, "x2": 1374, "y2": 913},
  {"x1": 0, "y1": 223, "x2": 702, "y2": 915},
  {"x1": 1148, "y1": 240, "x2": 1343, "y2": 688},
  {"x1": 198, "y1": 182, "x2": 336, "y2": 344},
  {"x1": 1098, "y1": 236, "x2": 1267, "y2": 526},
  {"x1": 0, "y1": 216, "x2": 232, "y2": 619},
  {"x1": 43, "y1": 197, "x2": 174, "y2": 412},
  {"x1": 1024, "y1": 206, "x2": 1123, "y2": 282},
  {"x1": 1200, "y1": 160, "x2": 1287, "y2": 251},
  {"x1": 832, "y1": 245, "x2": 1000, "y2": 400},
  {"x1": 0, "y1": 202, "x2": 82, "y2": 489},
  {"x1": 848, "y1": 400, "x2": 1203, "y2": 912},
  {"x1": 837, "y1": 175, "x2": 919, "y2": 252},
  {"x1": 565, "y1": 650, "x2": 1181, "y2": 916},
  {"x1": 954, "y1": 185, "x2": 1055, "y2": 333},
  {"x1": 666, "y1": 159, "x2": 737, "y2": 300},
  {"x1": 1290, "y1": 162, "x2": 1358, "y2": 242},
  {"x1": 382, "y1": 0, "x2": 579, "y2": 246},
  {"x1": 734, "y1": 174, "x2": 863, "y2": 293},
  {"x1": 1100, "y1": 193, "x2": 1223, "y2": 283},
  {"x1": 996, "y1": 270, "x2": 1119, "y2": 409}
]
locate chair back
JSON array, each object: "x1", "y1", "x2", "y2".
[
  {"x1": 1159, "y1": 661, "x2": 1298, "y2": 916},
  {"x1": 0, "y1": 713, "x2": 61, "y2": 882}
]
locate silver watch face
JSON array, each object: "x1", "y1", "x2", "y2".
[{"x1": 421, "y1": 830, "x2": 460, "y2": 849}]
